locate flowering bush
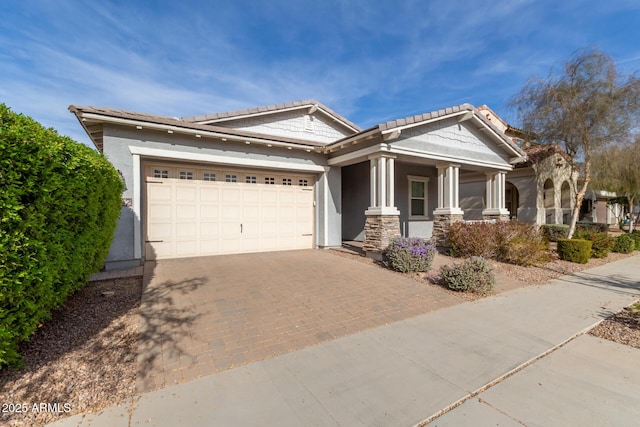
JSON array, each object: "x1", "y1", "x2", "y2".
[
  {"x1": 439, "y1": 256, "x2": 495, "y2": 295},
  {"x1": 384, "y1": 237, "x2": 437, "y2": 272},
  {"x1": 448, "y1": 221, "x2": 549, "y2": 266}
]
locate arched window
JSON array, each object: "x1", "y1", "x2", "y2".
[
  {"x1": 543, "y1": 179, "x2": 555, "y2": 208},
  {"x1": 561, "y1": 181, "x2": 571, "y2": 209}
]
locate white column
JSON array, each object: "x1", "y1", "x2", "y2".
[
  {"x1": 387, "y1": 157, "x2": 395, "y2": 208},
  {"x1": 498, "y1": 172, "x2": 506, "y2": 210},
  {"x1": 370, "y1": 158, "x2": 377, "y2": 208},
  {"x1": 378, "y1": 156, "x2": 387, "y2": 208},
  {"x1": 437, "y1": 166, "x2": 445, "y2": 209},
  {"x1": 452, "y1": 165, "x2": 460, "y2": 209},
  {"x1": 485, "y1": 172, "x2": 495, "y2": 210},
  {"x1": 365, "y1": 154, "x2": 399, "y2": 216},
  {"x1": 482, "y1": 171, "x2": 509, "y2": 216},
  {"x1": 434, "y1": 163, "x2": 463, "y2": 215}
]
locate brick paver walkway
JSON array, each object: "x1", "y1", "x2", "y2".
[{"x1": 137, "y1": 250, "x2": 464, "y2": 392}]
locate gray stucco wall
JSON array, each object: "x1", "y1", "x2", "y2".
[
  {"x1": 395, "y1": 163, "x2": 437, "y2": 239},
  {"x1": 341, "y1": 162, "x2": 369, "y2": 241}
]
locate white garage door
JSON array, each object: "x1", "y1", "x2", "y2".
[{"x1": 144, "y1": 163, "x2": 315, "y2": 260}]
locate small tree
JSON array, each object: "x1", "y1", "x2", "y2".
[
  {"x1": 592, "y1": 139, "x2": 640, "y2": 232},
  {"x1": 511, "y1": 48, "x2": 640, "y2": 238}
]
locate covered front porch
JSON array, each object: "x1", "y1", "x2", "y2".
[{"x1": 327, "y1": 104, "x2": 526, "y2": 258}]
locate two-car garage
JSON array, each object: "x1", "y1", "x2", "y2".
[{"x1": 144, "y1": 162, "x2": 315, "y2": 260}]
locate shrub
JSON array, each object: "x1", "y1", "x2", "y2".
[
  {"x1": 500, "y1": 236, "x2": 551, "y2": 266},
  {"x1": 572, "y1": 229, "x2": 615, "y2": 258},
  {"x1": 541, "y1": 224, "x2": 570, "y2": 242},
  {"x1": 0, "y1": 104, "x2": 123, "y2": 367},
  {"x1": 557, "y1": 239, "x2": 592, "y2": 264},
  {"x1": 630, "y1": 231, "x2": 640, "y2": 251},
  {"x1": 448, "y1": 221, "x2": 499, "y2": 258},
  {"x1": 439, "y1": 256, "x2": 495, "y2": 295},
  {"x1": 576, "y1": 222, "x2": 608, "y2": 233},
  {"x1": 613, "y1": 234, "x2": 635, "y2": 254},
  {"x1": 448, "y1": 221, "x2": 549, "y2": 266},
  {"x1": 384, "y1": 237, "x2": 437, "y2": 272}
]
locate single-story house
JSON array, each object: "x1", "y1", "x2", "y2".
[{"x1": 70, "y1": 100, "x2": 528, "y2": 268}]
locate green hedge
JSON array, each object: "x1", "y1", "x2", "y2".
[
  {"x1": 0, "y1": 104, "x2": 123, "y2": 367},
  {"x1": 613, "y1": 234, "x2": 635, "y2": 254},
  {"x1": 557, "y1": 239, "x2": 592, "y2": 264},
  {"x1": 630, "y1": 231, "x2": 640, "y2": 251}
]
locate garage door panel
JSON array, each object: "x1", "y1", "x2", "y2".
[
  {"x1": 148, "y1": 204, "x2": 172, "y2": 220},
  {"x1": 176, "y1": 204, "x2": 197, "y2": 219},
  {"x1": 221, "y1": 205, "x2": 241, "y2": 219},
  {"x1": 146, "y1": 164, "x2": 314, "y2": 260},
  {"x1": 261, "y1": 190, "x2": 278, "y2": 203},
  {"x1": 176, "y1": 186, "x2": 197, "y2": 201}
]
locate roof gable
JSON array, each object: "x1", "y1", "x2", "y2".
[
  {"x1": 328, "y1": 104, "x2": 527, "y2": 165},
  {"x1": 182, "y1": 100, "x2": 360, "y2": 139}
]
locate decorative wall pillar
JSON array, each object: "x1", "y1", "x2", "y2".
[
  {"x1": 432, "y1": 163, "x2": 464, "y2": 248},
  {"x1": 482, "y1": 171, "x2": 510, "y2": 221},
  {"x1": 364, "y1": 154, "x2": 400, "y2": 259}
]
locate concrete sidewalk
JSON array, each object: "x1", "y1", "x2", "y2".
[{"x1": 49, "y1": 255, "x2": 640, "y2": 427}]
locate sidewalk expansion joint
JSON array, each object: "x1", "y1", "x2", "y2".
[{"x1": 413, "y1": 319, "x2": 607, "y2": 427}]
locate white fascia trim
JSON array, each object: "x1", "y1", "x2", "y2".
[
  {"x1": 80, "y1": 112, "x2": 319, "y2": 152},
  {"x1": 469, "y1": 115, "x2": 524, "y2": 158},
  {"x1": 327, "y1": 144, "x2": 389, "y2": 166},
  {"x1": 128, "y1": 146, "x2": 326, "y2": 173},
  {"x1": 197, "y1": 104, "x2": 360, "y2": 133},
  {"x1": 380, "y1": 110, "x2": 469, "y2": 135},
  {"x1": 389, "y1": 147, "x2": 514, "y2": 171}
]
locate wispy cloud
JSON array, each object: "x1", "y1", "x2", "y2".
[{"x1": 1, "y1": 0, "x2": 639, "y2": 144}]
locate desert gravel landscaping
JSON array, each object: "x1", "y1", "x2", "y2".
[{"x1": 0, "y1": 250, "x2": 638, "y2": 427}]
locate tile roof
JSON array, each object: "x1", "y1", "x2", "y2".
[
  {"x1": 518, "y1": 143, "x2": 572, "y2": 166},
  {"x1": 68, "y1": 105, "x2": 328, "y2": 147},
  {"x1": 181, "y1": 99, "x2": 361, "y2": 132}
]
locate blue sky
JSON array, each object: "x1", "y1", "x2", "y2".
[{"x1": 2, "y1": 0, "x2": 639, "y2": 147}]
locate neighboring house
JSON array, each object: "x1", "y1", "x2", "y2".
[
  {"x1": 70, "y1": 101, "x2": 527, "y2": 267},
  {"x1": 581, "y1": 190, "x2": 625, "y2": 226},
  {"x1": 460, "y1": 106, "x2": 578, "y2": 225}
]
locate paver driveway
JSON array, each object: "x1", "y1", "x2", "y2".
[{"x1": 137, "y1": 249, "x2": 461, "y2": 392}]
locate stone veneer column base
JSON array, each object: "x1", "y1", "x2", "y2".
[
  {"x1": 363, "y1": 215, "x2": 401, "y2": 260},
  {"x1": 482, "y1": 214, "x2": 511, "y2": 222},
  {"x1": 432, "y1": 214, "x2": 464, "y2": 249}
]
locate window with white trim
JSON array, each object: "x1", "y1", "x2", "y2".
[
  {"x1": 153, "y1": 169, "x2": 169, "y2": 179},
  {"x1": 179, "y1": 171, "x2": 194, "y2": 180},
  {"x1": 264, "y1": 177, "x2": 275, "y2": 185},
  {"x1": 282, "y1": 178, "x2": 292, "y2": 185},
  {"x1": 203, "y1": 172, "x2": 216, "y2": 181},
  {"x1": 408, "y1": 176, "x2": 429, "y2": 218},
  {"x1": 225, "y1": 174, "x2": 237, "y2": 183},
  {"x1": 298, "y1": 179, "x2": 308, "y2": 186},
  {"x1": 245, "y1": 175, "x2": 257, "y2": 184}
]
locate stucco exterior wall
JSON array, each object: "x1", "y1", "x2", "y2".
[
  {"x1": 341, "y1": 162, "x2": 369, "y2": 241},
  {"x1": 216, "y1": 110, "x2": 352, "y2": 144}
]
